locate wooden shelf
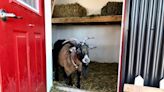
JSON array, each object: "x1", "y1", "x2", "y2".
[{"x1": 52, "y1": 15, "x2": 122, "y2": 24}]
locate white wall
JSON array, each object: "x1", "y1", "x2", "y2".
[
  {"x1": 52, "y1": 25, "x2": 121, "y2": 63},
  {"x1": 52, "y1": 0, "x2": 122, "y2": 63},
  {"x1": 54, "y1": 0, "x2": 123, "y2": 15}
]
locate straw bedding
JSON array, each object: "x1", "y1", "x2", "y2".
[{"x1": 51, "y1": 62, "x2": 118, "y2": 92}]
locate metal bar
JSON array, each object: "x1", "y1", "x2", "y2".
[
  {"x1": 121, "y1": 0, "x2": 132, "y2": 88},
  {"x1": 130, "y1": 0, "x2": 141, "y2": 81},
  {"x1": 161, "y1": 39, "x2": 164, "y2": 79},
  {"x1": 160, "y1": 0, "x2": 164, "y2": 79},
  {"x1": 135, "y1": 0, "x2": 146, "y2": 76},
  {"x1": 126, "y1": 0, "x2": 136, "y2": 82},
  {"x1": 143, "y1": 0, "x2": 154, "y2": 86},
  {"x1": 139, "y1": 0, "x2": 149, "y2": 78},
  {"x1": 161, "y1": 44, "x2": 164, "y2": 78},
  {"x1": 126, "y1": 0, "x2": 140, "y2": 83},
  {"x1": 151, "y1": 0, "x2": 163, "y2": 86}
]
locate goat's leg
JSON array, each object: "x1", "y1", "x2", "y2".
[
  {"x1": 64, "y1": 72, "x2": 73, "y2": 86},
  {"x1": 76, "y1": 71, "x2": 81, "y2": 88},
  {"x1": 68, "y1": 75, "x2": 73, "y2": 86},
  {"x1": 54, "y1": 66, "x2": 59, "y2": 81}
]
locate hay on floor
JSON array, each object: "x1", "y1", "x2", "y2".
[
  {"x1": 51, "y1": 62, "x2": 118, "y2": 92},
  {"x1": 52, "y1": 3, "x2": 87, "y2": 18},
  {"x1": 101, "y1": 2, "x2": 123, "y2": 16}
]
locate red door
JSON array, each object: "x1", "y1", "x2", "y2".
[{"x1": 0, "y1": 0, "x2": 46, "y2": 92}]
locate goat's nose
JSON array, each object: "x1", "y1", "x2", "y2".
[{"x1": 82, "y1": 55, "x2": 90, "y2": 65}]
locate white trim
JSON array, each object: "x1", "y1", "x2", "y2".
[
  {"x1": 117, "y1": 0, "x2": 126, "y2": 92},
  {"x1": 17, "y1": 0, "x2": 39, "y2": 13},
  {"x1": 160, "y1": 79, "x2": 164, "y2": 89},
  {"x1": 134, "y1": 75, "x2": 144, "y2": 86},
  {"x1": 44, "y1": 0, "x2": 53, "y2": 92}
]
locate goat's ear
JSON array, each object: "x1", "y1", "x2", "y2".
[
  {"x1": 82, "y1": 37, "x2": 95, "y2": 43},
  {"x1": 88, "y1": 37, "x2": 95, "y2": 39},
  {"x1": 69, "y1": 47, "x2": 76, "y2": 52}
]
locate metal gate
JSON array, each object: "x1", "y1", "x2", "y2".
[{"x1": 119, "y1": 0, "x2": 164, "y2": 91}]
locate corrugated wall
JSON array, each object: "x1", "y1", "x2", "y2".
[{"x1": 121, "y1": 0, "x2": 164, "y2": 90}]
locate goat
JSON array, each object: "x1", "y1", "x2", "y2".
[{"x1": 52, "y1": 39, "x2": 91, "y2": 88}]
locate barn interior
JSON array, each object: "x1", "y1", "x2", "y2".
[{"x1": 51, "y1": 0, "x2": 123, "y2": 92}]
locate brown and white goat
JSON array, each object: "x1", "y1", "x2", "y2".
[{"x1": 53, "y1": 39, "x2": 91, "y2": 88}]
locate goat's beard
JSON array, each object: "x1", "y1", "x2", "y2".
[{"x1": 82, "y1": 64, "x2": 89, "y2": 79}]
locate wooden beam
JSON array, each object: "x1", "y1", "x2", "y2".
[
  {"x1": 56, "y1": 86, "x2": 90, "y2": 92},
  {"x1": 124, "y1": 84, "x2": 164, "y2": 92},
  {"x1": 52, "y1": 15, "x2": 122, "y2": 24}
]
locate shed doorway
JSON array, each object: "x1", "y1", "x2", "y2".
[{"x1": 50, "y1": 0, "x2": 123, "y2": 92}]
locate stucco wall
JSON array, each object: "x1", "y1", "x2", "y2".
[{"x1": 52, "y1": 25, "x2": 121, "y2": 63}]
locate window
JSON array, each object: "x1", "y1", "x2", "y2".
[{"x1": 17, "y1": 0, "x2": 39, "y2": 13}]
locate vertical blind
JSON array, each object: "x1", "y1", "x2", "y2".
[{"x1": 121, "y1": 0, "x2": 164, "y2": 90}]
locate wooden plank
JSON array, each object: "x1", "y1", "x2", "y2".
[
  {"x1": 52, "y1": 15, "x2": 122, "y2": 24},
  {"x1": 56, "y1": 86, "x2": 90, "y2": 92},
  {"x1": 124, "y1": 84, "x2": 164, "y2": 92}
]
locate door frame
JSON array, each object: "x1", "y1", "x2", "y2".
[
  {"x1": 44, "y1": 0, "x2": 53, "y2": 92},
  {"x1": 117, "y1": 0, "x2": 127, "y2": 92},
  {"x1": 44, "y1": 0, "x2": 127, "y2": 92}
]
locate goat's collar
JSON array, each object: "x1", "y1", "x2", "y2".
[
  {"x1": 72, "y1": 59, "x2": 78, "y2": 69},
  {"x1": 69, "y1": 47, "x2": 79, "y2": 69}
]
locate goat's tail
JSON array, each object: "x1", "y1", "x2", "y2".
[{"x1": 52, "y1": 39, "x2": 66, "y2": 81}]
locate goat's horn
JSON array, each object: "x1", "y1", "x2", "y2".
[
  {"x1": 89, "y1": 46, "x2": 97, "y2": 49},
  {"x1": 62, "y1": 40, "x2": 69, "y2": 44},
  {"x1": 83, "y1": 37, "x2": 95, "y2": 43}
]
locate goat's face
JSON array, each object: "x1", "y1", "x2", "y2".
[{"x1": 76, "y1": 42, "x2": 90, "y2": 78}]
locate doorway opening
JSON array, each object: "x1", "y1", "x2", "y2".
[{"x1": 51, "y1": 1, "x2": 123, "y2": 92}]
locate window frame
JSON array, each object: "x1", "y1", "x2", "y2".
[{"x1": 10, "y1": 0, "x2": 41, "y2": 15}]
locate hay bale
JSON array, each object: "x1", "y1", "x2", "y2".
[
  {"x1": 101, "y1": 2, "x2": 123, "y2": 16},
  {"x1": 53, "y1": 3, "x2": 87, "y2": 18}
]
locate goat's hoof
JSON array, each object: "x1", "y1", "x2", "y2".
[
  {"x1": 68, "y1": 83, "x2": 73, "y2": 86},
  {"x1": 77, "y1": 85, "x2": 80, "y2": 88}
]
